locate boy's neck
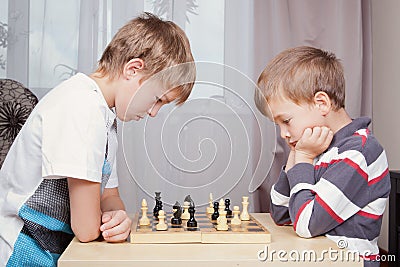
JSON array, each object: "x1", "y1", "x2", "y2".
[
  {"x1": 89, "y1": 73, "x2": 116, "y2": 108},
  {"x1": 326, "y1": 108, "x2": 352, "y2": 134}
]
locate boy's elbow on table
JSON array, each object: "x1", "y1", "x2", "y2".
[
  {"x1": 293, "y1": 223, "x2": 318, "y2": 239},
  {"x1": 72, "y1": 222, "x2": 101, "y2": 243}
]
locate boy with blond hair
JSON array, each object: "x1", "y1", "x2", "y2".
[
  {"x1": 255, "y1": 46, "x2": 389, "y2": 266},
  {"x1": 0, "y1": 13, "x2": 195, "y2": 267}
]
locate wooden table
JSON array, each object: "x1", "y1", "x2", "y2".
[{"x1": 58, "y1": 213, "x2": 363, "y2": 266}]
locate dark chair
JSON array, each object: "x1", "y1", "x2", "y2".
[
  {"x1": 0, "y1": 79, "x2": 38, "y2": 168},
  {"x1": 389, "y1": 170, "x2": 400, "y2": 267}
]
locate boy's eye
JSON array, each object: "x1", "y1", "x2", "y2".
[{"x1": 282, "y1": 118, "x2": 291, "y2": 124}]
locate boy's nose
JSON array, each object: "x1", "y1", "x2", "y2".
[{"x1": 280, "y1": 128, "x2": 290, "y2": 140}]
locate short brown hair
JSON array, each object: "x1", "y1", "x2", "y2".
[
  {"x1": 97, "y1": 12, "x2": 195, "y2": 104},
  {"x1": 255, "y1": 46, "x2": 345, "y2": 117}
]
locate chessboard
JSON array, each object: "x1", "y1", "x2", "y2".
[{"x1": 130, "y1": 212, "x2": 271, "y2": 244}]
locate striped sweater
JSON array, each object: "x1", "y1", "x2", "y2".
[{"x1": 270, "y1": 117, "x2": 390, "y2": 267}]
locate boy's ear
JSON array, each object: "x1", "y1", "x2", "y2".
[
  {"x1": 123, "y1": 58, "x2": 144, "y2": 79},
  {"x1": 313, "y1": 91, "x2": 331, "y2": 115}
]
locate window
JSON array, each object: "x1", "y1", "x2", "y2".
[
  {"x1": 144, "y1": 0, "x2": 225, "y2": 99},
  {"x1": 3, "y1": 0, "x2": 226, "y2": 100},
  {"x1": 29, "y1": 0, "x2": 80, "y2": 98}
]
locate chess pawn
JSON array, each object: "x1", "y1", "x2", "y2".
[
  {"x1": 230, "y1": 205, "x2": 241, "y2": 225},
  {"x1": 224, "y1": 198, "x2": 232, "y2": 217},
  {"x1": 216, "y1": 210, "x2": 228, "y2": 231},
  {"x1": 181, "y1": 201, "x2": 190, "y2": 220},
  {"x1": 156, "y1": 210, "x2": 168, "y2": 231},
  {"x1": 240, "y1": 196, "x2": 250, "y2": 221},
  {"x1": 211, "y1": 201, "x2": 219, "y2": 220},
  {"x1": 139, "y1": 199, "x2": 150, "y2": 226},
  {"x1": 206, "y1": 193, "x2": 214, "y2": 214}
]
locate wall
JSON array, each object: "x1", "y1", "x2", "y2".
[{"x1": 371, "y1": 0, "x2": 400, "y2": 252}]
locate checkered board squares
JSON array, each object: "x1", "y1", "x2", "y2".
[{"x1": 130, "y1": 212, "x2": 271, "y2": 244}]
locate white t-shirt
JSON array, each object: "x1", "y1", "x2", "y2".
[{"x1": 0, "y1": 73, "x2": 118, "y2": 265}]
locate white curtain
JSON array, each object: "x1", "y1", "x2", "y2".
[{"x1": 2, "y1": 0, "x2": 371, "y2": 214}]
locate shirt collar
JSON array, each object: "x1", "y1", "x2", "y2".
[{"x1": 328, "y1": 116, "x2": 371, "y2": 150}]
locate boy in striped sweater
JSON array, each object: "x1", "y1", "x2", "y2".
[{"x1": 254, "y1": 46, "x2": 390, "y2": 267}]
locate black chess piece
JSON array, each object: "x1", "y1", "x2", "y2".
[
  {"x1": 156, "y1": 201, "x2": 163, "y2": 218},
  {"x1": 211, "y1": 201, "x2": 219, "y2": 220},
  {"x1": 153, "y1": 192, "x2": 163, "y2": 218},
  {"x1": 187, "y1": 205, "x2": 197, "y2": 228},
  {"x1": 225, "y1": 198, "x2": 232, "y2": 217},
  {"x1": 184, "y1": 195, "x2": 194, "y2": 205},
  {"x1": 171, "y1": 201, "x2": 182, "y2": 225}
]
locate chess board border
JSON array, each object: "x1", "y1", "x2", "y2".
[{"x1": 130, "y1": 212, "x2": 271, "y2": 244}]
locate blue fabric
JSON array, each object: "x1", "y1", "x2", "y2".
[
  {"x1": 6, "y1": 233, "x2": 59, "y2": 267},
  {"x1": 18, "y1": 204, "x2": 73, "y2": 234},
  {"x1": 102, "y1": 158, "x2": 112, "y2": 176}
]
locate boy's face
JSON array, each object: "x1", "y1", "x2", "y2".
[
  {"x1": 116, "y1": 75, "x2": 177, "y2": 122},
  {"x1": 268, "y1": 97, "x2": 326, "y2": 147}
]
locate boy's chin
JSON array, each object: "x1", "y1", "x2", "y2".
[{"x1": 117, "y1": 114, "x2": 133, "y2": 122}]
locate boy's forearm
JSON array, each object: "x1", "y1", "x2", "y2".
[
  {"x1": 286, "y1": 152, "x2": 375, "y2": 238},
  {"x1": 270, "y1": 168, "x2": 292, "y2": 225}
]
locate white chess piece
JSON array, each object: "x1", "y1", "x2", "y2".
[
  {"x1": 217, "y1": 198, "x2": 225, "y2": 224},
  {"x1": 206, "y1": 193, "x2": 214, "y2": 214},
  {"x1": 219, "y1": 198, "x2": 225, "y2": 212},
  {"x1": 181, "y1": 201, "x2": 190, "y2": 220},
  {"x1": 217, "y1": 210, "x2": 228, "y2": 231},
  {"x1": 156, "y1": 210, "x2": 168, "y2": 231},
  {"x1": 240, "y1": 196, "x2": 250, "y2": 221},
  {"x1": 231, "y1": 205, "x2": 241, "y2": 225},
  {"x1": 139, "y1": 199, "x2": 150, "y2": 226}
]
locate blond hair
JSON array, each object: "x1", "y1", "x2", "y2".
[
  {"x1": 97, "y1": 12, "x2": 195, "y2": 104},
  {"x1": 255, "y1": 46, "x2": 345, "y2": 117}
]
